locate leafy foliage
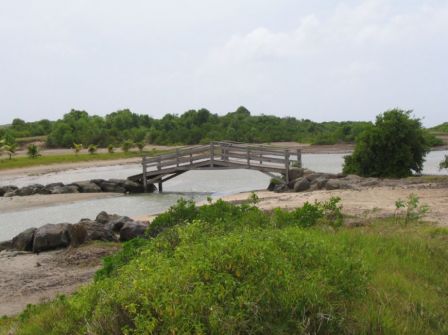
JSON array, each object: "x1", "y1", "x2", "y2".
[
  {"x1": 26, "y1": 144, "x2": 40, "y2": 159},
  {"x1": 87, "y1": 144, "x2": 97, "y2": 155},
  {"x1": 121, "y1": 139, "x2": 134, "y2": 153},
  {"x1": 343, "y1": 109, "x2": 431, "y2": 178},
  {"x1": 394, "y1": 194, "x2": 429, "y2": 225},
  {"x1": 440, "y1": 155, "x2": 448, "y2": 170}
]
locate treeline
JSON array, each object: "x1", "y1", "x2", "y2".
[{"x1": 0, "y1": 106, "x2": 442, "y2": 148}]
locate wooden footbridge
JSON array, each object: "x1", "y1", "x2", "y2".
[{"x1": 128, "y1": 141, "x2": 302, "y2": 192}]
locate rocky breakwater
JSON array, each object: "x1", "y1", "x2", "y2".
[
  {"x1": 268, "y1": 167, "x2": 381, "y2": 193},
  {"x1": 0, "y1": 211, "x2": 149, "y2": 253},
  {"x1": 0, "y1": 179, "x2": 157, "y2": 197}
]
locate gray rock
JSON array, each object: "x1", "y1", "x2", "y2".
[
  {"x1": 293, "y1": 177, "x2": 311, "y2": 192},
  {"x1": 12, "y1": 227, "x2": 37, "y2": 251},
  {"x1": 0, "y1": 185, "x2": 18, "y2": 197},
  {"x1": 78, "y1": 219, "x2": 115, "y2": 242},
  {"x1": 49, "y1": 185, "x2": 79, "y2": 194},
  {"x1": 95, "y1": 211, "x2": 121, "y2": 224},
  {"x1": 108, "y1": 216, "x2": 134, "y2": 232},
  {"x1": 360, "y1": 178, "x2": 379, "y2": 187},
  {"x1": 100, "y1": 181, "x2": 126, "y2": 193},
  {"x1": 325, "y1": 179, "x2": 353, "y2": 190},
  {"x1": 119, "y1": 221, "x2": 148, "y2": 242},
  {"x1": 3, "y1": 190, "x2": 18, "y2": 197},
  {"x1": 310, "y1": 176, "x2": 329, "y2": 190},
  {"x1": 288, "y1": 167, "x2": 304, "y2": 181},
  {"x1": 33, "y1": 223, "x2": 73, "y2": 252},
  {"x1": 16, "y1": 184, "x2": 45, "y2": 196},
  {"x1": 0, "y1": 240, "x2": 12, "y2": 251},
  {"x1": 122, "y1": 179, "x2": 144, "y2": 193},
  {"x1": 69, "y1": 223, "x2": 88, "y2": 246},
  {"x1": 71, "y1": 181, "x2": 102, "y2": 193}
]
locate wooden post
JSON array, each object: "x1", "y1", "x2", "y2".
[
  {"x1": 176, "y1": 149, "x2": 180, "y2": 167},
  {"x1": 158, "y1": 181, "x2": 163, "y2": 193},
  {"x1": 157, "y1": 156, "x2": 162, "y2": 193},
  {"x1": 296, "y1": 149, "x2": 302, "y2": 168},
  {"x1": 247, "y1": 147, "x2": 250, "y2": 167},
  {"x1": 210, "y1": 143, "x2": 214, "y2": 167},
  {"x1": 189, "y1": 151, "x2": 193, "y2": 165},
  {"x1": 285, "y1": 149, "x2": 290, "y2": 185},
  {"x1": 142, "y1": 156, "x2": 148, "y2": 192}
]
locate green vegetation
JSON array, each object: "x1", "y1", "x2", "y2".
[
  {"x1": 394, "y1": 193, "x2": 429, "y2": 225},
  {"x1": 87, "y1": 144, "x2": 97, "y2": 155},
  {"x1": 1, "y1": 107, "x2": 373, "y2": 148},
  {"x1": 440, "y1": 155, "x2": 448, "y2": 171},
  {"x1": 0, "y1": 150, "x2": 168, "y2": 170},
  {"x1": 430, "y1": 122, "x2": 448, "y2": 133},
  {"x1": 343, "y1": 109, "x2": 431, "y2": 178},
  {"x1": 121, "y1": 139, "x2": 134, "y2": 153},
  {"x1": 2, "y1": 198, "x2": 448, "y2": 334},
  {"x1": 72, "y1": 143, "x2": 82, "y2": 155},
  {"x1": 107, "y1": 144, "x2": 115, "y2": 154},
  {"x1": 26, "y1": 144, "x2": 40, "y2": 159}
]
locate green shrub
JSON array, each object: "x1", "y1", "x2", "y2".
[
  {"x1": 87, "y1": 144, "x2": 97, "y2": 154},
  {"x1": 440, "y1": 155, "x2": 448, "y2": 170},
  {"x1": 26, "y1": 144, "x2": 40, "y2": 159},
  {"x1": 343, "y1": 110, "x2": 430, "y2": 178}
]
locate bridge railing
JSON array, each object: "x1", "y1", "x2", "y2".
[{"x1": 141, "y1": 142, "x2": 302, "y2": 187}]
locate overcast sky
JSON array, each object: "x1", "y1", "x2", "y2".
[{"x1": 0, "y1": 0, "x2": 447, "y2": 126}]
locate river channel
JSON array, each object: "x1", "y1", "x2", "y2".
[{"x1": 0, "y1": 150, "x2": 446, "y2": 240}]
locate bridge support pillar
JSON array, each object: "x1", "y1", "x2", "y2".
[{"x1": 158, "y1": 181, "x2": 163, "y2": 193}]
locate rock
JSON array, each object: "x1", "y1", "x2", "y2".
[
  {"x1": 77, "y1": 219, "x2": 115, "y2": 242},
  {"x1": 108, "y1": 216, "x2": 134, "y2": 232},
  {"x1": 293, "y1": 177, "x2": 311, "y2": 192},
  {"x1": 33, "y1": 223, "x2": 73, "y2": 253},
  {"x1": 310, "y1": 176, "x2": 329, "y2": 190},
  {"x1": 123, "y1": 179, "x2": 144, "y2": 193},
  {"x1": 16, "y1": 184, "x2": 45, "y2": 196},
  {"x1": 0, "y1": 240, "x2": 12, "y2": 251},
  {"x1": 69, "y1": 223, "x2": 88, "y2": 246},
  {"x1": 71, "y1": 181, "x2": 102, "y2": 193},
  {"x1": 11, "y1": 227, "x2": 37, "y2": 251},
  {"x1": 344, "y1": 174, "x2": 362, "y2": 183},
  {"x1": 119, "y1": 221, "x2": 148, "y2": 242},
  {"x1": 99, "y1": 181, "x2": 126, "y2": 193},
  {"x1": 325, "y1": 179, "x2": 353, "y2": 190},
  {"x1": 0, "y1": 185, "x2": 18, "y2": 197},
  {"x1": 3, "y1": 190, "x2": 18, "y2": 197},
  {"x1": 95, "y1": 211, "x2": 121, "y2": 224},
  {"x1": 360, "y1": 178, "x2": 379, "y2": 187},
  {"x1": 288, "y1": 167, "x2": 304, "y2": 181},
  {"x1": 267, "y1": 179, "x2": 284, "y2": 191},
  {"x1": 49, "y1": 185, "x2": 79, "y2": 194}
]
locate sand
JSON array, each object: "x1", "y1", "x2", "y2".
[{"x1": 0, "y1": 243, "x2": 120, "y2": 316}]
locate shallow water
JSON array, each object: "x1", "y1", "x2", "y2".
[{"x1": 0, "y1": 151, "x2": 446, "y2": 240}]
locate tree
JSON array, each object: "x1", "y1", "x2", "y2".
[
  {"x1": 27, "y1": 144, "x2": 40, "y2": 159},
  {"x1": 73, "y1": 143, "x2": 83, "y2": 155},
  {"x1": 343, "y1": 110, "x2": 430, "y2": 178},
  {"x1": 121, "y1": 140, "x2": 134, "y2": 153},
  {"x1": 136, "y1": 141, "x2": 145, "y2": 153},
  {"x1": 440, "y1": 155, "x2": 448, "y2": 171},
  {"x1": 3, "y1": 143, "x2": 17, "y2": 160},
  {"x1": 88, "y1": 144, "x2": 97, "y2": 154}
]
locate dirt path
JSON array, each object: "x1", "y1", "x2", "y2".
[{"x1": 0, "y1": 243, "x2": 119, "y2": 316}]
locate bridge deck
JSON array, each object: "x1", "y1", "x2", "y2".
[{"x1": 128, "y1": 141, "x2": 301, "y2": 192}]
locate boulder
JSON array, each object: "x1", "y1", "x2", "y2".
[
  {"x1": 288, "y1": 167, "x2": 304, "y2": 182},
  {"x1": 11, "y1": 227, "x2": 37, "y2": 251},
  {"x1": 325, "y1": 179, "x2": 353, "y2": 190},
  {"x1": 95, "y1": 211, "x2": 121, "y2": 224},
  {"x1": 99, "y1": 181, "x2": 126, "y2": 193},
  {"x1": 50, "y1": 185, "x2": 79, "y2": 194},
  {"x1": 3, "y1": 190, "x2": 18, "y2": 197},
  {"x1": 123, "y1": 179, "x2": 144, "y2": 193},
  {"x1": 16, "y1": 184, "x2": 45, "y2": 196},
  {"x1": 108, "y1": 216, "x2": 134, "y2": 232},
  {"x1": 360, "y1": 178, "x2": 379, "y2": 187},
  {"x1": 77, "y1": 219, "x2": 115, "y2": 242},
  {"x1": 71, "y1": 181, "x2": 102, "y2": 193},
  {"x1": 267, "y1": 179, "x2": 284, "y2": 191},
  {"x1": 310, "y1": 176, "x2": 329, "y2": 190},
  {"x1": 33, "y1": 223, "x2": 73, "y2": 252},
  {"x1": 69, "y1": 223, "x2": 87, "y2": 246},
  {"x1": 293, "y1": 177, "x2": 311, "y2": 192},
  {"x1": 0, "y1": 185, "x2": 18, "y2": 197},
  {"x1": 119, "y1": 221, "x2": 148, "y2": 242},
  {"x1": 0, "y1": 240, "x2": 12, "y2": 251}
]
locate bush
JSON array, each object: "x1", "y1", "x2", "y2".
[
  {"x1": 440, "y1": 155, "x2": 448, "y2": 171},
  {"x1": 27, "y1": 144, "x2": 40, "y2": 159},
  {"x1": 87, "y1": 144, "x2": 97, "y2": 154},
  {"x1": 121, "y1": 139, "x2": 134, "y2": 153},
  {"x1": 107, "y1": 144, "x2": 115, "y2": 154},
  {"x1": 343, "y1": 109, "x2": 430, "y2": 178}
]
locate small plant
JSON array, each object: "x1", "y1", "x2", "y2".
[
  {"x1": 247, "y1": 192, "x2": 260, "y2": 205},
  {"x1": 88, "y1": 144, "x2": 97, "y2": 155},
  {"x1": 107, "y1": 144, "x2": 115, "y2": 154},
  {"x1": 2, "y1": 143, "x2": 17, "y2": 160},
  {"x1": 394, "y1": 193, "x2": 429, "y2": 225},
  {"x1": 206, "y1": 195, "x2": 213, "y2": 204},
  {"x1": 136, "y1": 141, "x2": 145, "y2": 153},
  {"x1": 27, "y1": 144, "x2": 40, "y2": 159},
  {"x1": 122, "y1": 140, "x2": 134, "y2": 153},
  {"x1": 73, "y1": 143, "x2": 82, "y2": 155},
  {"x1": 440, "y1": 155, "x2": 448, "y2": 170}
]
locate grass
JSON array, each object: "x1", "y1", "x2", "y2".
[
  {"x1": 0, "y1": 150, "x2": 170, "y2": 170},
  {"x1": 1, "y1": 200, "x2": 448, "y2": 334}
]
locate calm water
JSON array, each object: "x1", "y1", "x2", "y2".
[{"x1": 0, "y1": 150, "x2": 446, "y2": 241}]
